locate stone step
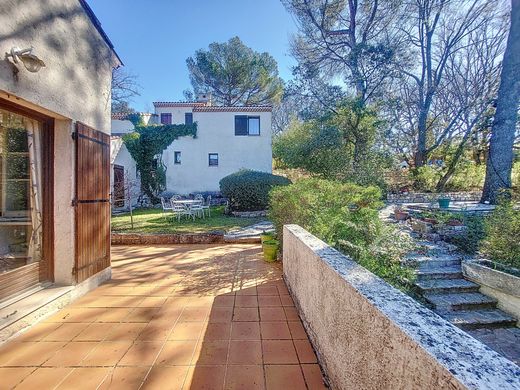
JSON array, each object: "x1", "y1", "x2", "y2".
[
  {"x1": 424, "y1": 292, "x2": 497, "y2": 311},
  {"x1": 415, "y1": 279, "x2": 480, "y2": 294},
  {"x1": 440, "y1": 309, "x2": 517, "y2": 330},
  {"x1": 416, "y1": 266, "x2": 462, "y2": 280},
  {"x1": 405, "y1": 254, "x2": 463, "y2": 269}
]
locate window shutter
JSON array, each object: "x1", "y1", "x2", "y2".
[
  {"x1": 185, "y1": 113, "x2": 193, "y2": 125},
  {"x1": 235, "y1": 116, "x2": 248, "y2": 135}
]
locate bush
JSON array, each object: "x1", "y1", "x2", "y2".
[
  {"x1": 220, "y1": 169, "x2": 291, "y2": 211},
  {"x1": 448, "y1": 214, "x2": 486, "y2": 254},
  {"x1": 482, "y1": 201, "x2": 520, "y2": 269},
  {"x1": 268, "y1": 178, "x2": 415, "y2": 290}
]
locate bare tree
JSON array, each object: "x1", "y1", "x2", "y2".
[
  {"x1": 111, "y1": 67, "x2": 140, "y2": 112},
  {"x1": 282, "y1": 0, "x2": 402, "y2": 104},
  {"x1": 395, "y1": 0, "x2": 504, "y2": 168},
  {"x1": 482, "y1": 0, "x2": 520, "y2": 203}
]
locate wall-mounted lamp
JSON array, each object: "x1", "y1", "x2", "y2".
[{"x1": 5, "y1": 47, "x2": 45, "y2": 73}]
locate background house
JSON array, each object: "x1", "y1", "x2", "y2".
[
  {"x1": 0, "y1": 0, "x2": 120, "y2": 337},
  {"x1": 154, "y1": 98, "x2": 273, "y2": 194},
  {"x1": 110, "y1": 113, "x2": 146, "y2": 209}
]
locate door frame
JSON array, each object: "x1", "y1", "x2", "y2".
[{"x1": 0, "y1": 97, "x2": 55, "y2": 286}]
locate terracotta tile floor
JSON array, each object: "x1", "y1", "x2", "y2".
[{"x1": 0, "y1": 244, "x2": 327, "y2": 389}]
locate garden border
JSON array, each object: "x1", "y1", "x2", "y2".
[{"x1": 111, "y1": 232, "x2": 225, "y2": 245}]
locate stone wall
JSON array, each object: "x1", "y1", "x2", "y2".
[
  {"x1": 387, "y1": 192, "x2": 481, "y2": 203},
  {"x1": 111, "y1": 232, "x2": 224, "y2": 245},
  {"x1": 283, "y1": 224, "x2": 520, "y2": 390}
]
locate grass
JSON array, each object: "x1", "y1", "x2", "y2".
[{"x1": 111, "y1": 206, "x2": 266, "y2": 234}]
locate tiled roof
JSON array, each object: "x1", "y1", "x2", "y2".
[
  {"x1": 111, "y1": 112, "x2": 131, "y2": 120},
  {"x1": 153, "y1": 101, "x2": 207, "y2": 108},
  {"x1": 193, "y1": 106, "x2": 272, "y2": 112}
]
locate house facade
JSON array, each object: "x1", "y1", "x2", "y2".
[
  {"x1": 110, "y1": 114, "x2": 144, "y2": 209},
  {"x1": 154, "y1": 101, "x2": 273, "y2": 194},
  {"x1": 0, "y1": 0, "x2": 120, "y2": 334}
]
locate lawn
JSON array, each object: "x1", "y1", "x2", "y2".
[{"x1": 111, "y1": 206, "x2": 266, "y2": 234}]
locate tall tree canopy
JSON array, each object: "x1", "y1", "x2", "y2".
[{"x1": 186, "y1": 37, "x2": 284, "y2": 106}]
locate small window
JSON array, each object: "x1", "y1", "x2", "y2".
[
  {"x1": 174, "y1": 151, "x2": 181, "y2": 164},
  {"x1": 185, "y1": 113, "x2": 193, "y2": 125},
  {"x1": 208, "y1": 153, "x2": 219, "y2": 167},
  {"x1": 234, "y1": 116, "x2": 260, "y2": 136},
  {"x1": 160, "y1": 113, "x2": 172, "y2": 124}
]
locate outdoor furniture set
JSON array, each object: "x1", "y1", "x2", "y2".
[{"x1": 161, "y1": 195, "x2": 211, "y2": 221}]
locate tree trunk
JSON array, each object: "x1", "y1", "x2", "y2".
[
  {"x1": 415, "y1": 109, "x2": 429, "y2": 167},
  {"x1": 481, "y1": 0, "x2": 520, "y2": 204},
  {"x1": 436, "y1": 129, "x2": 472, "y2": 192}
]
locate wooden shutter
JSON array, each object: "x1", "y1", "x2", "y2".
[{"x1": 74, "y1": 122, "x2": 110, "y2": 283}]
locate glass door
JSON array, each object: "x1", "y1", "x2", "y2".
[{"x1": 0, "y1": 108, "x2": 43, "y2": 276}]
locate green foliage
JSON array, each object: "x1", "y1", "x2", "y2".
[
  {"x1": 273, "y1": 100, "x2": 391, "y2": 189},
  {"x1": 268, "y1": 178, "x2": 415, "y2": 290},
  {"x1": 220, "y1": 169, "x2": 291, "y2": 211},
  {"x1": 448, "y1": 215, "x2": 486, "y2": 254},
  {"x1": 482, "y1": 201, "x2": 520, "y2": 269},
  {"x1": 123, "y1": 121, "x2": 197, "y2": 202},
  {"x1": 186, "y1": 36, "x2": 284, "y2": 106},
  {"x1": 412, "y1": 166, "x2": 443, "y2": 192}
]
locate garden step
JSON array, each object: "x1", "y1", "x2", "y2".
[
  {"x1": 404, "y1": 254, "x2": 463, "y2": 269},
  {"x1": 440, "y1": 309, "x2": 517, "y2": 330},
  {"x1": 416, "y1": 266, "x2": 462, "y2": 280},
  {"x1": 424, "y1": 292, "x2": 497, "y2": 311},
  {"x1": 415, "y1": 278, "x2": 479, "y2": 294}
]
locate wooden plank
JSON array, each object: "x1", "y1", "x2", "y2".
[{"x1": 74, "y1": 123, "x2": 110, "y2": 283}]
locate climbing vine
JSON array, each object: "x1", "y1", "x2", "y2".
[{"x1": 122, "y1": 115, "x2": 197, "y2": 202}]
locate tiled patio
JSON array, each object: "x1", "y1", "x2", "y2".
[{"x1": 0, "y1": 244, "x2": 327, "y2": 389}]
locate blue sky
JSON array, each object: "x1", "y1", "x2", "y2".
[{"x1": 88, "y1": 0, "x2": 298, "y2": 111}]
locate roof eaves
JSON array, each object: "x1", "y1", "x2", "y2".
[{"x1": 78, "y1": 0, "x2": 123, "y2": 66}]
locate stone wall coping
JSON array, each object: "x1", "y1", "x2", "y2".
[
  {"x1": 284, "y1": 224, "x2": 520, "y2": 389},
  {"x1": 387, "y1": 191, "x2": 481, "y2": 203}
]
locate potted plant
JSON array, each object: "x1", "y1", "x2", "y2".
[
  {"x1": 438, "y1": 195, "x2": 451, "y2": 209},
  {"x1": 262, "y1": 239, "x2": 279, "y2": 262},
  {"x1": 260, "y1": 231, "x2": 276, "y2": 243},
  {"x1": 394, "y1": 206, "x2": 409, "y2": 221}
]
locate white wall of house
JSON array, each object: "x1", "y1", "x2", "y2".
[
  {"x1": 111, "y1": 119, "x2": 135, "y2": 134},
  {"x1": 110, "y1": 119, "x2": 140, "y2": 209},
  {"x1": 0, "y1": 0, "x2": 120, "y2": 286},
  {"x1": 155, "y1": 105, "x2": 272, "y2": 194}
]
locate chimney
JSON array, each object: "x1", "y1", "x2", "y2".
[{"x1": 196, "y1": 92, "x2": 212, "y2": 106}]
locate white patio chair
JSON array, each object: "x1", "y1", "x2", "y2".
[
  {"x1": 191, "y1": 198, "x2": 205, "y2": 219},
  {"x1": 201, "y1": 195, "x2": 211, "y2": 217},
  {"x1": 170, "y1": 199, "x2": 187, "y2": 222},
  {"x1": 160, "y1": 197, "x2": 174, "y2": 220}
]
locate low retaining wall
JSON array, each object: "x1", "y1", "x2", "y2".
[
  {"x1": 283, "y1": 225, "x2": 520, "y2": 389},
  {"x1": 112, "y1": 232, "x2": 224, "y2": 245},
  {"x1": 387, "y1": 191, "x2": 481, "y2": 203},
  {"x1": 230, "y1": 210, "x2": 268, "y2": 218},
  {"x1": 463, "y1": 260, "x2": 520, "y2": 322}
]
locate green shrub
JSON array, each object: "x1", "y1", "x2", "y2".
[
  {"x1": 220, "y1": 169, "x2": 291, "y2": 211},
  {"x1": 268, "y1": 178, "x2": 415, "y2": 290},
  {"x1": 482, "y1": 201, "x2": 520, "y2": 269},
  {"x1": 448, "y1": 214, "x2": 486, "y2": 254},
  {"x1": 412, "y1": 166, "x2": 443, "y2": 192}
]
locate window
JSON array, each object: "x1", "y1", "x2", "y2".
[
  {"x1": 185, "y1": 113, "x2": 193, "y2": 125},
  {"x1": 160, "y1": 113, "x2": 172, "y2": 124},
  {"x1": 208, "y1": 153, "x2": 219, "y2": 166},
  {"x1": 174, "y1": 151, "x2": 181, "y2": 164},
  {"x1": 234, "y1": 116, "x2": 260, "y2": 136}
]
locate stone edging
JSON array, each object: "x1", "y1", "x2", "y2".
[
  {"x1": 387, "y1": 191, "x2": 481, "y2": 203},
  {"x1": 112, "y1": 232, "x2": 224, "y2": 245},
  {"x1": 230, "y1": 210, "x2": 268, "y2": 218}
]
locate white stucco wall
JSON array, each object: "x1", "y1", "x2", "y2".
[
  {"x1": 111, "y1": 141, "x2": 139, "y2": 209},
  {"x1": 155, "y1": 107, "x2": 273, "y2": 194},
  {"x1": 111, "y1": 119, "x2": 134, "y2": 134},
  {"x1": 0, "y1": 0, "x2": 119, "y2": 285},
  {"x1": 0, "y1": 0, "x2": 119, "y2": 133}
]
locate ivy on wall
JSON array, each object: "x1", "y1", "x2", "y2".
[{"x1": 122, "y1": 115, "x2": 197, "y2": 202}]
